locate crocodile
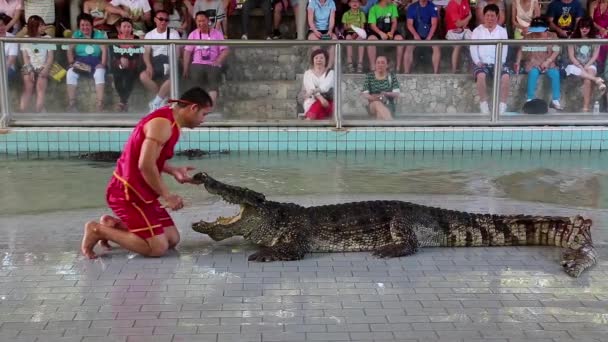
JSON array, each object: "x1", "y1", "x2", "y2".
[
  {"x1": 75, "y1": 149, "x2": 229, "y2": 162},
  {"x1": 191, "y1": 172, "x2": 597, "y2": 277}
]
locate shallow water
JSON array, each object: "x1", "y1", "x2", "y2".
[{"x1": 2, "y1": 150, "x2": 608, "y2": 215}]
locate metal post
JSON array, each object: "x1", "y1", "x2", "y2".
[
  {"x1": 0, "y1": 41, "x2": 9, "y2": 128},
  {"x1": 334, "y1": 43, "x2": 342, "y2": 129},
  {"x1": 297, "y1": 2, "x2": 307, "y2": 40},
  {"x1": 169, "y1": 43, "x2": 179, "y2": 99},
  {"x1": 490, "y1": 42, "x2": 503, "y2": 122}
]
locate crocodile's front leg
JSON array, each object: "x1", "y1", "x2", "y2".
[
  {"x1": 248, "y1": 245, "x2": 306, "y2": 262},
  {"x1": 248, "y1": 227, "x2": 310, "y2": 262},
  {"x1": 372, "y1": 216, "x2": 419, "y2": 258},
  {"x1": 561, "y1": 242, "x2": 597, "y2": 277}
]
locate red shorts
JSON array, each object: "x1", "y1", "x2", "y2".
[{"x1": 105, "y1": 176, "x2": 175, "y2": 239}]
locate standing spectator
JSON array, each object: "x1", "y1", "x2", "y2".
[
  {"x1": 17, "y1": 0, "x2": 55, "y2": 37},
  {"x1": 300, "y1": 49, "x2": 334, "y2": 120},
  {"x1": 366, "y1": 0, "x2": 404, "y2": 72},
  {"x1": 515, "y1": 17, "x2": 563, "y2": 110},
  {"x1": 106, "y1": 0, "x2": 152, "y2": 37},
  {"x1": 19, "y1": 15, "x2": 55, "y2": 113},
  {"x1": 0, "y1": 0, "x2": 23, "y2": 34},
  {"x1": 404, "y1": 0, "x2": 440, "y2": 74},
  {"x1": 112, "y1": 17, "x2": 144, "y2": 112},
  {"x1": 164, "y1": 0, "x2": 190, "y2": 37},
  {"x1": 511, "y1": 0, "x2": 540, "y2": 38},
  {"x1": 66, "y1": 13, "x2": 108, "y2": 112},
  {"x1": 566, "y1": 17, "x2": 606, "y2": 111},
  {"x1": 361, "y1": 55, "x2": 400, "y2": 120},
  {"x1": 445, "y1": 0, "x2": 472, "y2": 73},
  {"x1": 139, "y1": 10, "x2": 181, "y2": 111},
  {"x1": 0, "y1": 13, "x2": 18, "y2": 82},
  {"x1": 469, "y1": 4, "x2": 509, "y2": 114},
  {"x1": 241, "y1": 0, "x2": 272, "y2": 39},
  {"x1": 271, "y1": 0, "x2": 299, "y2": 39},
  {"x1": 182, "y1": 11, "x2": 228, "y2": 105},
  {"x1": 545, "y1": 0, "x2": 584, "y2": 38},
  {"x1": 342, "y1": 0, "x2": 366, "y2": 72}
]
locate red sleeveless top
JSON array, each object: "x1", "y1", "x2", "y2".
[{"x1": 112, "y1": 106, "x2": 181, "y2": 203}]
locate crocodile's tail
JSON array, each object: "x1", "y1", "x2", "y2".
[{"x1": 442, "y1": 213, "x2": 593, "y2": 248}]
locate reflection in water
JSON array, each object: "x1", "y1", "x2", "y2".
[{"x1": 2, "y1": 151, "x2": 608, "y2": 215}]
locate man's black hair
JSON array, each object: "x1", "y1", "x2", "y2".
[{"x1": 178, "y1": 87, "x2": 213, "y2": 107}]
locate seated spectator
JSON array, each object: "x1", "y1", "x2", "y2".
[
  {"x1": 17, "y1": 0, "x2": 55, "y2": 37},
  {"x1": 361, "y1": 55, "x2": 399, "y2": 120},
  {"x1": 272, "y1": 0, "x2": 298, "y2": 39},
  {"x1": 106, "y1": 0, "x2": 152, "y2": 37},
  {"x1": 300, "y1": 49, "x2": 335, "y2": 120},
  {"x1": 66, "y1": 13, "x2": 108, "y2": 112},
  {"x1": 515, "y1": 17, "x2": 563, "y2": 110},
  {"x1": 0, "y1": 13, "x2": 18, "y2": 82},
  {"x1": 83, "y1": 0, "x2": 113, "y2": 34},
  {"x1": 241, "y1": 0, "x2": 272, "y2": 39},
  {"x1": 445, "y1": 0, "x2": 472, "y2": 73},
  {"x1": 140, "y1": 10, "x2": 181, "y2": 111},
  {"x1": 475, "y1": 0, "x2": 504, "y2": 26},
  {"x1": 151, "y1": 0, "x2": 164, "y2": 12},
  {"x1": 112, "y1": 17, "x2": 145, "y2": 112},
  {"x1": 589, "y1": 0, "x2": 608, "y2": 73},
  {"x1": 308, "y1": 0, "x2": 338, "y2": 68},
  {"x1": 183, "y1": 11, "x2": 228, "y2": 104},
  {"x1": 469, "y1": 4, "x2": 509, "y2": 114},
  {"x1": 193, "y1": 0, "x2": 227, "y2": 36},
  {"x1": 334, "y1": 0, "x2": 350, "y2": 37},
  {"x1": 546, "y1": 0, "x2": 583, "y2": 38},
  {"x1": 366, "y1": 0, "x2": 404, "y2": 72},
  {"x1": 0, "y1": 0, "x2": 23, "y2": 34},
  {"x1": 164, "y1": 0, "x2": 191, "y2": 37},
  {"x1": 404, "y1": 0, "x2": 440, "y2": 74},
  {"x1": 566, "y1": 17, "x2": 606, "y2": 111},
  {"x1": 342, "y1": 0, "x2": 366, "y2": 72},
  {"x1": 511, "y1": 0, "x2": 540, "y2": 39},
  {"x1": 19, "y1": 15, "x2": 55, "y2": 113}
]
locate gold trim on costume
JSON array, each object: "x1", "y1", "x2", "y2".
[{"x1": 113, "y1": 172, "x2": 154, "y2": 204}]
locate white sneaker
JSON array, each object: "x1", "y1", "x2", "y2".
[
  {"x1": 480, "y1": 101, "x2": 490, "y2": 114},
  {"x1": 499, "y1": 102, "x2": 507, "y2": 114},
  {"x1": 241, "y1": 34, "x2": 248, "y2": 40}
]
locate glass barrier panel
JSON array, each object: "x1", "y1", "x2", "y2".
[
  {"x1": 339, "y1": 40, "x2": 496, "y2": 124},
  {"x1": 178, "y1": 44, "x2": 335, "y2": 124},
  {"x1": 499, "y1": 40, "x2": 608, "y2": 120}
]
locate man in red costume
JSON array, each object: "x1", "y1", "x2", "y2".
[{"x1": 81, "y1": 87, "x2": 213, "y2": 259}]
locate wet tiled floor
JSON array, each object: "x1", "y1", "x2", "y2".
[{"x1": 0, "y1": 195, "x2": 606, "y2": 342}]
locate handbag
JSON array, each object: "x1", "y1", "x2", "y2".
[
  {"x1": 72, "y1": 61, "x2": 92, "y2": 75},
  {"x1": 50, "y1": 63, "x2": 67, "y2": 81}
]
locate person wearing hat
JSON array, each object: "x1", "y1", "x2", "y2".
[
  {"x1": 515, "y1": 16, "x2": 564, "y2": 110},
  {"x1": 81, "y1": 87, "x2": 214, "y2": 259}
]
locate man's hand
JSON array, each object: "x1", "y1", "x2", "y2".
[
  {"x1": 162, "y1": 193, "x2": 184, "y2": 211},
  {"x1": 171, "y1": 166, "x2": 196, "y2": 184}
]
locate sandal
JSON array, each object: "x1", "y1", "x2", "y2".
[
  {"x1": 595, "y1": 78, "x2": 606, "y2": 92},
  {"x1": 346, "y1": 63, "x2": 354, "y2": 73},
  {"x1": 356, "y1": 63, "x2": 364, "y2": 73}
]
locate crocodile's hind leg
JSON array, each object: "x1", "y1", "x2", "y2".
[
  {"x1": 372, "y1": 217, "x2": 419, "y2": 258},
  {"x1": 561, "y1": 242, "x2": 597, "y2": 277}
]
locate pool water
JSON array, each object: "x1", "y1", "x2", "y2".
[{"x1": 2, "y1": 151, "x2": 608, "y2": 216}]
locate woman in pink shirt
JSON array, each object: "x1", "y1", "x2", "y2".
[
  {"x1": 182, "y1": 10, "x2": 229, "y2": 104},
  {"x1": 0, "y1": 0, "x2": 23, "y2": 33},
  {"x1": 444, "y1": 0, "x2": 472, "y2": 73}
]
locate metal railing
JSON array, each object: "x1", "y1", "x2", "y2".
[{"x1": 2, "y1": 36, "x2": 608, "y2": 128}]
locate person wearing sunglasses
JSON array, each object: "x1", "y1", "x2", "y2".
[
  {"x1": 140, "y1": 10, "x2": 181, "y2": 111},
  {"x1": 81, "y1": 87, "x2": 214, "y2": 260}
]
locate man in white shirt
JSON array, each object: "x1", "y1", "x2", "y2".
[
  {"x1": 469, "y1": 3, "x2": 509, "y2": 114},
  {"x1": 139, "y1": 10, "x2": 181, "y2": 111},
  {"x1": 0, "y1": 13, "x2": 18, "y2": 81}
]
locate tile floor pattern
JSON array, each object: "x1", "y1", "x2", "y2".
[{"x1": 0, "y1": 195, "x2": 606, "y2": 342}]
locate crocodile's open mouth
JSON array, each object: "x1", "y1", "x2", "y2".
[{"x1": 211, "y1": 205, "x2": 245, "y2": 225}]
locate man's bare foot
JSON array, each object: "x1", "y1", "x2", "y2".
[
  {"x1": 81, "y1": 221, "x2": 102, "y2": 259},
  {"x1": 98, "y1": 215, "x2": 124, "y2": 250}
]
